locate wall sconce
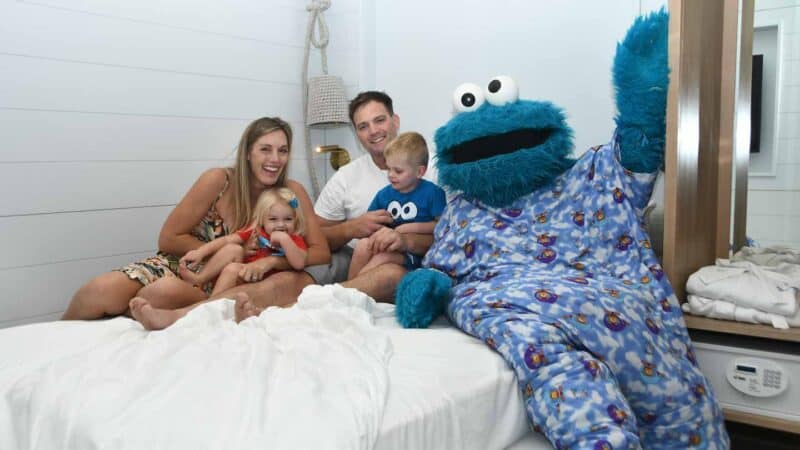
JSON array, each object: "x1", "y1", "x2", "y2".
[{"x1": 316, "y1": 145, "x2": 351, "y2": 171}]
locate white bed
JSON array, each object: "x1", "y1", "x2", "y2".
[{"x1": 0, "y1": 285, "x2": 551, "y2": 450}]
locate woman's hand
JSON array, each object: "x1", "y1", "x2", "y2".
[
  {"x1": 243, "y1": 232, "x2": 259, "y2": 258},
  {"x1": 180, "y1": 249, "x2": 203, "y2": 270},
  {"x1": 238, "y1": 258, "x2": 273, "y2": 283}
]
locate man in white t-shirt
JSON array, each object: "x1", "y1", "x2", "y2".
[{"x1": 307, "y1": 91, "x2": 434, "y2": 302}]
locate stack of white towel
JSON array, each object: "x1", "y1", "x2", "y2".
[{"x1": 682, "y1": 246, "x2": 800, "y2": 329}]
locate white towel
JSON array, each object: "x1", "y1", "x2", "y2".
[
  {"x1": 682, "y1": 295, "x2": 800, "y2": 329},
  {"x1": 686, "y1": 259, "x2": 799, "y2": 317},
  {"x1": 733, "y1": 245, "x2": 800, "y2": 266}
]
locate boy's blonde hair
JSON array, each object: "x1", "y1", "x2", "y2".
[
  {"x1": 384, "y1": 132, "x2": 428, "y2": 168},
  {"x1": 251, "y1": 187, "x2": 305, "y2": 236}
]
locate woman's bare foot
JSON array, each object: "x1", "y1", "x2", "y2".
[
  {"x1": 233, "y1": 292, "x2": 263, "y2": 323},
  {"x1": 129, "y1": 297, "x2": 184, "y2": 330}
]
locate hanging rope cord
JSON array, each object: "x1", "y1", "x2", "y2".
[{"x1": 302, "y1": 0, "x2": 331, "y2": 199}]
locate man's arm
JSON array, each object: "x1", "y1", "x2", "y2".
[
  {"x1": 318, "y1": 211, "x2": 394, "y2": 251},
  {"x1": 395, "y1": 220, "x2": 436, "y2": 235},
  {"x1": 367, "y1": 227, "x2": 433, "y2": 256}
]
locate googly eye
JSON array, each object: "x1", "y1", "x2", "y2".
[
  {"x1": 400, "y1": 202, "x2": 418, "y2": 221},
  {"x1": 387, "y1": 201, "x2": 402, "y2": 220},
  {"x1": 452, "y1": 83, "x2": 485, "y2": 113},
  {"x1": 485, "y1": 76, "x2": 519, "y2": 106}
]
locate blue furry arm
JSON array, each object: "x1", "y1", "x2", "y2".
[
  {"x1": 613, "y1": 8, "x2": 670, "y2": 173},
  {"x1": 394, "y1": 268, "x2": 452, "y2": 328}
]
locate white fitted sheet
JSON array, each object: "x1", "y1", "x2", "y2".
[{"x1": 0, "y1": 304, "x2": 551, "y2": 450}]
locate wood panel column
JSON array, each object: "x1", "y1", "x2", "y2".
[{"x1": 663, "y1": 0, "x2": 753, "y2": 300}]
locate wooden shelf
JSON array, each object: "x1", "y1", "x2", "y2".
[
  {"x1": 724, "y1": 408, "x2": 800, "y2": 434},
  {"x1": 684, "y1": 315, "x2": 800, "y2": 343}
]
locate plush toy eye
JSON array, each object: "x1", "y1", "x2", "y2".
[
  {"x1": 399, "y1": 202, "x2": 418, "y2": 221},
  {"x1": 452, "y1": 83, "x2": 485, "y2": 113},
  {"x1": 485, "y1": 76, "x2": 519, "y2": 106},
  {"x1": 387, "y1": 201, "x2": 402, "y2": 220}
]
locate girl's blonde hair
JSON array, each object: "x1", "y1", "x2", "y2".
[
  {"x1": 251, "y1": 187, "x2": 306, "y2": 236},
  {"x1": 230, "y1": 117, "x2": 293, "y2": 230}
]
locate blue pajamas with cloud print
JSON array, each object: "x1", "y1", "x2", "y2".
[{"x1": 424, "y1": 139, "x2": 728, "y2": 449}]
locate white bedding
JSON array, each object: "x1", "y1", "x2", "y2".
[{"x1": 0, "y1": 285, "x2": 550, "y2": 450}]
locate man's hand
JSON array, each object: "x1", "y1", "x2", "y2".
[
  {"x1": 367, "y1": 226, "x2": 407, "y2": 253},
  {"x1": 350, "y1": 210, "x2": 394, "y2": 239}
]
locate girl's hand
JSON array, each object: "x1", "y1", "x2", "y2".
[
  {"x1": 269, "y1": 231, "x2": 290, "y2": 249},
  {"x1": 180, "y1": 249, "x2": 203, "y2": 270},
  {"x1": 238, "y1": 259, "x2": 272, "y2": 283}
]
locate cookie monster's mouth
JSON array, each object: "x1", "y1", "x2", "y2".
[{"x1": 448, "y1": 128, "x2": 553, "y2": 164}]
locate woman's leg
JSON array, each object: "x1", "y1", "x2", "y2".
[
  {"x1": 62, "y1": 271, "x2": 143, "y2": 320},
  {"x1": 137, "y1": 277, "x2": 208, "y2": 310},
  {"x1": 128, "y1": 278, "x2": 208, "y2": 330}
]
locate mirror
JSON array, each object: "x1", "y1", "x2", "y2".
[{"x1": 743, "y1": 1, "x2": 798, "y2": 250}]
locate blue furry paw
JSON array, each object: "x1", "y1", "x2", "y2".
[
  {"x1": 613, "y1": 8, "x2": 670, "y2": 173},
  {"x1": 394, "y1": 269, "x2": 451, "y2": 328}
]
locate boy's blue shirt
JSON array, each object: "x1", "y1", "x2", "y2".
[{"x1": 368, "y1": 179, "x2": 446, "y2": 227}]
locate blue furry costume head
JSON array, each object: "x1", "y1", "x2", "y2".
[{"x1": 433, "y1": 11, "x2": 668, "y2": 208}]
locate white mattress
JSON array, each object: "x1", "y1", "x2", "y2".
[{"x1": 0, "y1": 305, "x2": 551, "y2": 450}]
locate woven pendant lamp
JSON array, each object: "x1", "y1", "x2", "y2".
[{"x1": 307, "y1": 74, "x2": 349, "y2": 128}]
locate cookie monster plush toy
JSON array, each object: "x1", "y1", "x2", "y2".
[{"x1": 394, "y1": 9, "x2": 729, "y2": 449}]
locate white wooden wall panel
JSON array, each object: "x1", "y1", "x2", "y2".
[
  {"x1": 0, "y1": 0, "x2": 362, "y2": 327},
  {"x1": 1, "y1": 56, "x2": 303, "y2": 122},
  {"x1": 1, "y1": 2, "x2": 359, "y2": 87},
  {"x1": 0, "y1": 252, "x2": 154, "y2": 323},
  {"x1": 0, "y1": 110, "x2": 248, "y2": 162},
  {"x1": 0, "y1": 207, "x2": 169, "y2": 269},
  {"x1": 1, "y1": 312, "x2": 62, "y2": 329},
  {"x1": 19, "y1": 0, "x2": 307, "y2": 44},
  {"x1": 0, "y1": 161, "x2": 218, "y2": 215},
  {"x1": 1, "y1": 145, "x2": 311, "y2": 217}
]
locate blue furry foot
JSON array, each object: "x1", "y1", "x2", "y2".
[
  {"x1": 613, "y1": 8, "x2": 669, "y2": 173},
  {"x1": 395, "y1": 269, "x2": 451, "y2": 328}
]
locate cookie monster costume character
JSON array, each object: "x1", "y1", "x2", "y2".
[{"x1": 395, "y1": 10, "x2": 728, "y2": 450}]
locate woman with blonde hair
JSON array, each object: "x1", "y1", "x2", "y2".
[{"x1": 63, "y1": 117, "x2": 329, "y2": 321}]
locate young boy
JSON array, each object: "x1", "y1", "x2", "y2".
[{"x1": 347, "y1": 132, "x2": 446, "y2": 279}]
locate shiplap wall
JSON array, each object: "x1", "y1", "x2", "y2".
[
  {"x1": 0, "y1": 0, "x2": 361, "y2": 327},
  {"x1": 746, "y1": 0, "x2": 800, "y2": 248}
]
